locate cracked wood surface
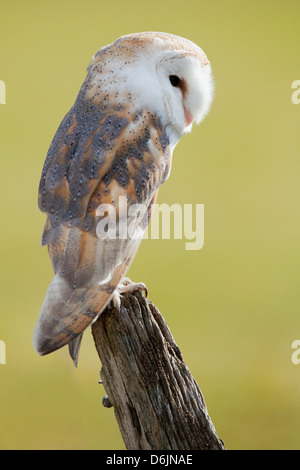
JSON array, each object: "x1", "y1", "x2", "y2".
[{"x1": 92, "y1": 290, "x2": 225, "y2": 450}]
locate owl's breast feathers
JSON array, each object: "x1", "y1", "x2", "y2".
[{"x1": 34, "y1": 76, "x2": 172, "y2": 358}]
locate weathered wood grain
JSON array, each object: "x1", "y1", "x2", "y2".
[{"x1": 92, "y1": 290, "x2": 225, "y2": 450}]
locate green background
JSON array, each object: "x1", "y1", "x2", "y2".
[{"x1": 0, "y1": 0, "x2": 299, "y2": 450}]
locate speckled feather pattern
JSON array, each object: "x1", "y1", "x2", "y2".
[{"x1": 33, "y1": 32, "x2": 213, "y2": 360}]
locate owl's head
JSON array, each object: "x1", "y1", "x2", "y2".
[{"x1": 89, "y1": 32, "x2": 214, "y2": 144}]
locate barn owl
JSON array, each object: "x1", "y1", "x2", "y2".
[{"x1": 33, "y1": 32, "x2": 213, "y2": 366}]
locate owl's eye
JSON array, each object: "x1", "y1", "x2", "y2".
[{"x1": 169, "y1": 75, "x2": 181, "y2": 87}]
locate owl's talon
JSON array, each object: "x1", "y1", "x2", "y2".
[
  {"x1": 119, "y1": 277, "x2": 148, "y2": 297},
  {"x1": 110, "y1": 290, "x2": 121, "y2": 311},
  {"x1": 110, "y1": 277, "x2": 147, "y2": 311}
]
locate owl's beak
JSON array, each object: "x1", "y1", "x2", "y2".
[{"x1": 184, "y1": 107, "x2": 193, "y2": 127}]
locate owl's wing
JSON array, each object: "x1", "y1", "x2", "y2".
[{"x1": 33, "y1": 98, "x2": 170, "y2": 361}]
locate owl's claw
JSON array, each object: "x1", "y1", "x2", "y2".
[
  {"x1": 110, "y1": 277, "x2": 147, "y2": 311},
  {"x1": 119, "y1": 277, "x2": 148, "y2": 297}
]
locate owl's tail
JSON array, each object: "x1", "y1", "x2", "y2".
[{"x1": 33, "y1": 274, "x2": 115, "y2": 366}]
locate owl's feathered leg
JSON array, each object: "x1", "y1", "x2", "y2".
[{"x1": 110, "y1": 277, "x2": 148, "y2": 311}]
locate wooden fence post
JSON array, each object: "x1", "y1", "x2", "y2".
[{"x1": 92, "y1": 290, "x2": 225, "y2": 450}]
